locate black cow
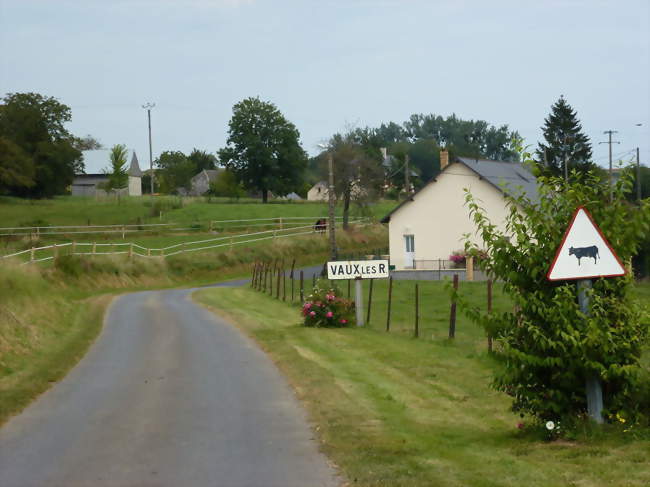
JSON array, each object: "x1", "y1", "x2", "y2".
[
  {"x1": 314, "y1": 219, "x2": 327, "y2": 233},
  {"x1": 568, "y1": 245, "x2": 599, "y2": 265}
]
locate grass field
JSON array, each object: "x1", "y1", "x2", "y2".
[
  {"x1": 0, "y1": 195, "x2": 396, "y2": 228},
  {"x1": 194, "y1": 282, "x2": 650, "y2": 487}
]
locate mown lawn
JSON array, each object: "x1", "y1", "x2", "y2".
[{"x1": 194, "y1": 281, "x2": 650, "y2": 487}]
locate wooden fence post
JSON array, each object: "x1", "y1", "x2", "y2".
[
  {"x1": 487, "y1": 278, "x2": 493, "y2": 352},
  {"x1": 312, "y1": 273, "x2": 316, "y2": 289},
  {"x1": 30, "y1": 247, "x2": 35, "y2": 262},
  {"x1": 347, "y1": 279, "x2": 351, "y2": 299},
  {"x1": 122, "y1": 226, "x2": 125, "y2": 239},
  {"x1": 282, "y1": 267, "x2": 286, "y2": 301},
  {"x1": 386, "y1": 276, "x2": 393, "y2": 332},
  {"x1": 92, "y1": 242, "x2": 96, "y2": 255},
  {"x1": 71, "y1": 241, "x2": 76, "y2": 255},
  {"x1": 366, "y1": 279, "x2": 374, "y2": 325},
  {"x1": 467, "y1": 256, "x2": 474, "y2": 282},
  {"x1": 300, "y1": 270, "x2": 304, "y2": 302},
  {"x1": 53, "y1": 244, "x2": 58, "y2": 261},
  {"x1": 129, "y1": 243, "x2": 133, "y2": 258},
  {"x1": 414, "y1": 282, "x2": 419, "y2": 338},
  {"x1": 147, "y1": 248, "x2": 151, "y2": 257},
  {"x1": 449, "y1": 274, "x2": 459, "y2": 339},
  {"x1": 290, "y1": 259, "x2": 295, "y2": 302}
]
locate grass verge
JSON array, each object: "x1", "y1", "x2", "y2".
[{"x1": 194, "y1": 285, "x2": 650, "y2": 487}]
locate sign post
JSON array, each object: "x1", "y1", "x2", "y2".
[
  {"x1": 327, "y1": 259, "x2": 389, "y2": 327},
  {"x1": 547, "y1": 206, "x2": 626, "y2": 424}
]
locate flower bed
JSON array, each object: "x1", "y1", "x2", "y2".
[{"x1": 302, "y1": 280, "x2": 355, "y2": 327}]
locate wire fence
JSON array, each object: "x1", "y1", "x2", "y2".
[{"x1": 1, "y1": 219, "x2": 369, "y2": 265}]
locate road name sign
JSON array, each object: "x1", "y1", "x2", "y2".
[
  {"x1": 327, "y1": 260, "x2": 389, "y2": 280},
  {"x1": 547, "y1": 206, "x2": 626, "y2": 281}
]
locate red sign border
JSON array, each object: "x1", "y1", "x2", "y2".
[{"x1": 546, "y1": 205, "x2": 627, "y2": 281}]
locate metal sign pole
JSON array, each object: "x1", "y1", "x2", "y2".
[
  {"x1": 355, "y1": 277, "x2": 364, "y2": 327},
  {"x1": 577, "y1": 279, "x2": 604, "y2": 424}
]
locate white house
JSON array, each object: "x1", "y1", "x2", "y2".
[
  {"x1": 381, "y1": 150, "x2": 538, "y2": 270},
  {"x1": 307, "y1": 181, "x2": 329, "y2": 201},
  {"x1": 72, "y1": 149, "x2": 142, "y2": 197}
]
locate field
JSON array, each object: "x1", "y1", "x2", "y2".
[{"x1": 194, "y1": 280, "x2": 650, "y2": 487}]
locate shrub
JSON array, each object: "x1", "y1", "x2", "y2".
[
  {"x1": 461, "y1": 165, "x2": 650, "y2": 426},
  {"x1": 302, "y1": 280, "x2": 354, "y2": 327}
]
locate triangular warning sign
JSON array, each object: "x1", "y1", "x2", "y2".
[{"x1": 547, "y1": 206, "x2": 626, "y2": 281}]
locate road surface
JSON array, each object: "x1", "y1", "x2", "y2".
[{"x1": 0, "y1": 272, "x2": 338, "y2": 487}]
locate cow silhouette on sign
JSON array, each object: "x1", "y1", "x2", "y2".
[{"x1": 569, "y1": 245, "x2": 599, "y2": 265}]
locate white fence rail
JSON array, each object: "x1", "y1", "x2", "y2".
[
  {"x1": 0, "y1": 216, "x2": 350, "y2": 238},
  {"x1": 1, "y1": 219, "x2": 368, "y2": 265}
]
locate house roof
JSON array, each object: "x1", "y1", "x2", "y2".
[
  {"x1": 380, "y1": 156, "x2": 539, "y2": 223},
  {"x1": 203, "y1": 169, "x2": 222, "y2": 182}
]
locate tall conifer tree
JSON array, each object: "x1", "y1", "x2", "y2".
[{"x1": 536, "y1": 96, "x2": 594, "y2": 177}]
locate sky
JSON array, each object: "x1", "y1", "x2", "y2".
[{"x1": 1, "y1": 0, "x2": 648, "y2": 173}]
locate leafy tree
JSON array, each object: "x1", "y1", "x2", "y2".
[
  {"x1": 0, "y1": 136, "x2": 34, "y2": 194},
  {"x1": 320, "y1": 132, "x2": 384, "y2": 229},
  {"x1": 403, "y1": 113, "x2": 520, "y2": 162},
  {"x1": 218, "y1": 97, "x2": 307, "y2": 203},
  {"x1": 462, "y1": 161, "x2": 650, "y2": 425},
  {"x1": 209, "y1": 170, "x2": 244, "y2": 200},
  {"x1": 106, "y1": 144, "x2": 128, "y2": 191},
  {"x1": 188, "y1": 149, "x2": 217, "y2": 172},
  {"x1": 73, "y1": 135, "x2": 103, "y2": 151},
  {"x1": 155, "y1": 151, "x2": 195, "y2": 194},
  {"x1": 535, "y1": 96, "x2": 594, "y2": 177},
  {"x1": 0, "y1": 92, "x2": 82, "y2": 197}
]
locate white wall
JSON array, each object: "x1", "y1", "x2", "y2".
[
  {"x1": 128, "y1": 176, "x2": 142, "y2": 196},
  {"x1": 307, "y1": 184, "x2": 328, "y2": 201},
  {"x1": 387, "y1": 162, "x2": 512, "y2": 270}
]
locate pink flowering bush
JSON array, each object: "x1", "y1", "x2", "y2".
[
  {"x1": 449, "y1": 250, "x2": 466, "y2": 264},
  {"x1": 301, "y1": 280, "x2": 354, "y2": 327}
]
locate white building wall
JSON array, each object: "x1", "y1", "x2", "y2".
[
  {"x1": 388, "y1": 162, "x2": 512, "y2": 270},
  {"x1": 128, "y1": 176, "x2": 142, "y2": 196},
  {"x1": 307, "y1": 184, "x2": 328, "y2": 201}
]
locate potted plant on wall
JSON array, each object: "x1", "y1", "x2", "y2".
[{"x1": 449, "y1": 250, "x2": 466, "y2": 268}]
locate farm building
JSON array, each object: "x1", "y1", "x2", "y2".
[
  {"x1": 72, "y1": 149, "x2": 143, "y2": 197},
  {"x1": 307, "y1": 182, "x2": 329, "y2": 201},
  {"x1": 189, "y1": 169, "x2": 223, "y2": 196},
  {"x1": 381, "y1": 150, "x2": 538, "y2": 271}
]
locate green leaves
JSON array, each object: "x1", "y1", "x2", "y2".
[
  {"x1": 463, "y1": 166, "x2": 650, "y2": 424},
  {"x1": 218, "y1": 97, "x2": 307, "y2": 203}
]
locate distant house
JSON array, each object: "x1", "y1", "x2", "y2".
[
  {"x1": 189, "y1": 169, "x2": 223, "y2": 196},
  {"x1": 277, "y1": 192, "x2": 303, "y2": 201},
  {"x1": 381, "y1": 150, "x2": 538, "y2": 270},
  {"x1": 307, "y1": 182, "x2": 329, "y2": 201},
  {"x1": 72, "y1": 149, "x2": 143, "y2": 197}
]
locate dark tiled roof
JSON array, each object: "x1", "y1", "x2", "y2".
[
  {"x1": 380, "y1": 156, "x2": 539, "y2": 223},
  {"x1": 128, "y1": 152, "x2": 142, "y2": 177},
  {"x1": 456, "y1": 157, "x2": 539, "y2": 203}
]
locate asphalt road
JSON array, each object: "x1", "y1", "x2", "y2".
[{"x1": 0, "y1": 270, "x2": 338, "y2": 487}]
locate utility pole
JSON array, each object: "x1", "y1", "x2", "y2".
[
  {"x1": 404, "y1": 154, "x2": 410, "y2": 198},
  {"x1": 327, "y1": 151, "x2": 337, "y2": 260},
  {"x1": 637, "y1": 147, "x2": 642, "y2": 202},
  {"x1": 142, "y1": 102, "x2": 155, "y2": 199},
  {"x1": 599, "y1": 130, "x2": 619, "y2": 200}
]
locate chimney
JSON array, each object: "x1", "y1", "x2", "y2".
[{"x1": 440, "y1": 149, "x2": 449, "y2": 170}]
